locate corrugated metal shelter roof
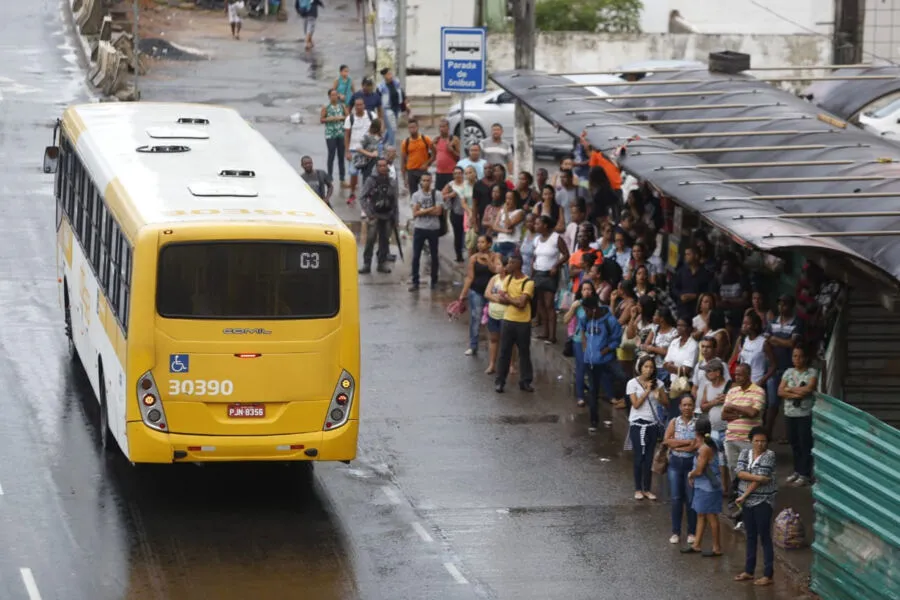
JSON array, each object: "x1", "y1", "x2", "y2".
[
  {"x1": 804, "y1": 66, "x2": 900, "y2": 120},
  {"x1": 490, "y1": 68, "x2": 900, "y2": 287}
]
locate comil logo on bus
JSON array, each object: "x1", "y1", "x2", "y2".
[{"x1": 222, "y1": 328, "x2": 273, "y2": 335}]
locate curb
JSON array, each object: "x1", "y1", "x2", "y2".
[{"x1": 62, "y1": 0, "x2": 94, "y2": 79}]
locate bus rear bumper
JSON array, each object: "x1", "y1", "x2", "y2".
[{"x1": 126, "y1": 420, "x2": 359, "y2": 463}]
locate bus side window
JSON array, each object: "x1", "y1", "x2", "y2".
[
  {"x1": 82, "y1": 182, "x2": 94, "y2": 253},
  {"x1": 73, "y1": 161, "x2": 84, "y2": 241},
  {"x1": 100, "y1": 207, "x2": 111, "y2": 293},
  {"x1": 119, "y1": 243, "x2": 131, "y2": 333},
  {"x1": 108, "y1": 224, "x2": 121, "y2": 317},
  {"x1": 91, "y1": 189, "x2": 102, "y2": 272}
]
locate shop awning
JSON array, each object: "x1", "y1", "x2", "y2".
[
  {"x1": 803, "y1": 66, "x2": 900, "y2": 120},
  {"x1": 490, "y1": 68, "x2": 900, "y2": 287}
]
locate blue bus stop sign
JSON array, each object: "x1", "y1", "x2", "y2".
[{"x1": 440, "y1": 27, "x2": 487, "y2": 94}]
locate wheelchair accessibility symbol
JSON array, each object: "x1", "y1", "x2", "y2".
[{"x1": 169, "y1": 354, "x2": 189, "y2": 374}]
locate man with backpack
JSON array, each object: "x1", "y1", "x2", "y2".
[
  {"x1": 358, "y1": 159, "x2": 398, "y2": 275},
  {"x1": 299, "y1": 155, "x2": 334, "y2": 207},
  {"x1": 582, "y1": 297, "x2": 624, "y2": 432},
  {"x1": 344, "y1": 97, "x2": 377, "y2": 205},
  {"x1": 295, "y1": 0, "x2": 324, "y2": 50},
  {"x1": 495, "y1": 253, "x2": 535, "y2": 393},
  {"x1": 401, "y1": 118, "x2": 435, "y2": 196},
  {"x1": 408, "y1": 173, "x2": 442, "y2": 292}
]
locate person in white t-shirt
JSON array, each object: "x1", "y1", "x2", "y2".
[
  {"x1": 626, "y1": 355, "x2": 669, "y2": 501},
  {"x1": 344, "y1": 97, "x2": 377, "y2": 204},
  {"x1": 663, "y1": 317, "x2": 699, "y2": 395},
  {"x1": 226, "y1": 0, "x2": 245, "y2": 39}
]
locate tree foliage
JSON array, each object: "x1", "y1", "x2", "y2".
[{"x1": 535, "y1": 0, "x2": 643, "y2": 33}]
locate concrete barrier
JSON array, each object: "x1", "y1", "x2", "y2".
[
  {"x1": 90, "y1": 41, "x2": 113, "y2": 90},
  {"x1": 99, "y1": 15, "x2": 112, "y2": 42},
  {"x1": 75, "y1": 0, "x2": 104, "y2": 36}
]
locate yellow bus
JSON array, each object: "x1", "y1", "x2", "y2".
[{"x1": 44, "y1": 102, "x2": 360, "y2": 464}]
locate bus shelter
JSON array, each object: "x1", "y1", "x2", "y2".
[{"x1": 491, "y1": 64, "x2": 900, "y2": 600}]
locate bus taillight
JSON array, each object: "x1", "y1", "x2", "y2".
[
  {"x1": 137, "y1": 371, "x2": 169, "y2": 433},
  {"x1": 324, "y1": 370, "x2": 355, "y2": 431}
]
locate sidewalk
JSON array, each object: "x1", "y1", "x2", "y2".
[{"x1": 435, "y1": 237, "x2": 817, "y2": 595}]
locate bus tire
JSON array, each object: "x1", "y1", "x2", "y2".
[
  {"x1": 63, "y1": 284, "x2": 73, "y2": 345},
  {"x1": 98, "y1": 366, "x2": 112, "y2": 451}
]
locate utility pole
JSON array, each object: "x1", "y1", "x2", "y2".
[
  {"x1": 132, "y1": 0, "x2": 140, "y2": 100},
  {"x1": 833, "y1": 0, "x2": 864, "y2": 64},
  {"x1": 397, "y1": 0, "x2": 407, "y2": 83},
  {"x1": 512, "y1": 0, "x2": 535, "y2": 177}
]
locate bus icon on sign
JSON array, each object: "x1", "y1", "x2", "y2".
[{"x1": 170, "y1": 354, "x2": 189, "y2": 373}]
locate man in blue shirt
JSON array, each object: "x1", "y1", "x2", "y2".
[
  {"x1": 582, "y1": 298, "x2": 623, "y2": 432},
  {"x1": 349, "y1": 76, "x2": 384, "y2": 123},
  {"x1": 456, "y1": 143, "x2": 488, "y2": 180}
]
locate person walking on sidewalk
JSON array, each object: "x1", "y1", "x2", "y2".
[
  {"x1": 377, "y1": 68, "x2": 407, "y2": 148},
  {"x1": 434, "y1": 118, "x2": 460, "y2": 191},
  {"x1": 408, "y1": 173, "x2": 442, "y2": 292},
  {"x1": 494, "y1": 253, "x2": 535, "y2": 393},
  {"x1": 344, "y1": 98, "x2": 376, "y2": 205},
  {"x1": 358, "y1": 159, "x2": 398, "y2": 275},
  {"x1": 334, "y1": 64, "x2": 355, "y2": 107},
  {"x1": 401, "y1": 119, "x2": 434, "y2": 195},
  {"x1": 297, "y1": 0, "x2": 324, "y2": 50},
  {"x1": 582, "y1": 296, "x2": 624, "y2": 432},
  {"x1": 299, "y1": 156, "x2": 334, "y2": 207},
  {"x1": 321, "y1": 89, "x2": 348, "y2": 187},
  {"x1": 226, "y1": 0, "x2": 244, "y2": 39}
]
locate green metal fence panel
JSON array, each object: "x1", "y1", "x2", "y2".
[{"x1": 812, "y1": 393, "x2": 900, "y2": 600}]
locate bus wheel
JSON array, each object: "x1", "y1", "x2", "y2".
[
  {"x1": 98, "y1": 372, "x2": 111, "y2": 451},
  {"x1": 63, "y1": 286, "x2": 73, "y2": 345}
]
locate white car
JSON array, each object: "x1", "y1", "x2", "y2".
[
  {"x1": 445, "y1": 60, "x2": 706, "y2": 158},
  {"x1": 858, "y1": 94, "x2": 900, "y2": 138},
  {"x1": 445, "y1": 74, "x2": 622, "y2": 158}
]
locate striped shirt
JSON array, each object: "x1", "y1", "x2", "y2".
[
  {"x1": 736, "y1": 448, "x2": 777, "y2": 507},
  {"x1": 724, "y1": 383, "x2": 765, "y2": 442}
]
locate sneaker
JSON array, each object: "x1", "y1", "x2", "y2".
[
  {"x1": 358, "y1": 266, "x2": 371, "y2": 274},
  {"x1": 634, "y1": 491, "x2": 643, "y2": 500},
  {"x1": 669, "y1": 534, "x2": 680, "y2": 544},
  {"x1": 642, "y1": 491, "x2": 657, "y2": 501},
  {"x1": 734, "y1": 520, "x2": 744, "y2": 531},
  {"x1": 519, "y1": 383, "x2": 535, "y2": 392},
  {"x1": 494, "y1": 383, "x2": 504, "y2": 393},
  {"x1": 686, "y1": 535, "x2": 696, "y2": 545},
  {"x1": 376, "y1": 264, "x2": 392, "y2": 274},
  {"x1": 347, "y1": 195, "x2": 356, "y2": 205},
  {"x1": 464, "y1": 348, "x2": 475, "y2": 356},
  {"x1": 588, "y1": 426, "x2": 598, "y2": 433},
  {"x1": 408, "y1": 284, "x2": 419, "y2": 292},
  {"x1": 791, "y1": 476, "x2": 811, "y2": 487},
  {"x1": 786, "y1": 472, "x2": 800, "y2": 484}
]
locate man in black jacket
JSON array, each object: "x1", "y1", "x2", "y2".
[{"x1": 358, "y1": 159, "x2": 399, "y2": 274}]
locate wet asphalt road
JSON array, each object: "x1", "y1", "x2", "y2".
[{"x1": 0, "y1": 1, "x2": 804, "y2": 598}]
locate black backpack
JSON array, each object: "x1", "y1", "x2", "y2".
[{"x1": 349, "y1": 109, "x2": 375, "y2": 127}]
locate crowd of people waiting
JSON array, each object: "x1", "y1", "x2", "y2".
[{"x1": 432, "y1": 126, "x2": 840, "y2": 587}]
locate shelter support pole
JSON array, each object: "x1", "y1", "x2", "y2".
[
  {"x1": 834, "y1": 0, "x2": 864, "y2": 64},
  {"x1": 513, "y1": 0, "x2": 536, "y2": 176}
]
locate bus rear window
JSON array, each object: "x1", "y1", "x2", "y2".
[{"x1": 157, "y1": 242, "x2": 339, "y2": 319}]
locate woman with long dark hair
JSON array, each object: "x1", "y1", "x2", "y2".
[
  {"x1": 532, "y1": 184, "x2": 566, "y2": 233},
  {"x1": 563, "y1": 279, "x2": 598, "y2": 408},
  {"x1": 627, "y1": 355, "x2": 668, "y2": 500},
  {"x1": 588, "y1": 165, "x2": 619, "y2": 223}
]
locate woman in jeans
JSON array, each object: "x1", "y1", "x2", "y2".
[
  {"x1": 458, "y1": 235, "x2": 496, "y2": 357},
  {"x1": 626, "y1": 355, "x2": 669, "y2": 500},
  {"x1": 734, "y1": 427, "x2": 777, "y2": 586},
  {"x1": 483, "y1": 256, "x2": 509, "y2": 374},
  {"x1": 663, "y1": 395, "x2": 698, "y2": 545},
  {"x1": 562, "y1": 280, "x2": 597, "y2": 408},
  {"x1": 320, "y1": 89, "x2": 348, "y2": 185},
  {"x1": 778, "y1": 345, "x2": 818, "y2": 487}
]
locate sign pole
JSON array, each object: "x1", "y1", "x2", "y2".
[
  {"x1": 460, "y1": 95, "x2": 467, "y2": 149},
  {"x1": 440, "y1": 26, "x2": 487, "y2": 154}
]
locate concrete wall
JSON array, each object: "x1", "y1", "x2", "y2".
[
  {"x1": 864, "y1": 0, "x2": 900, "y2": 63},
  {"x1": 638, "y1": 0, "x2": 833, "y2": 35},
  {"x1": 486, "y1": 32, "x2": 831, "y2": 76}
]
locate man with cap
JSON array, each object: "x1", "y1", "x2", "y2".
[
  {"x1": 695, "y1": 356, "x2": 732, "y2": 492},
  {"x1": 349, "y1": 76, "x2": 384, "y2": 122}
]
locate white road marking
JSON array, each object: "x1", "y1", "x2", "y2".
[
  {"x1": 0, "y1": 480, "x2": 4, "y2": 494},
  {"x1": 443, "y1": 562, "x2": 469, "y2": 585},
  {"x1": 20, "y1": 568, "x2": 42, "y2": 600},
  {"x1": 381, "y1": 485, "x2": 402, "y2": 504},
  {"x1": 411, "y1": 521, "x2": 433, "y2": 543}
]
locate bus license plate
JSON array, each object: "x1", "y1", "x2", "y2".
[{"x1": 227, "y1": 404, "x2": 265, "y2": 418}]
